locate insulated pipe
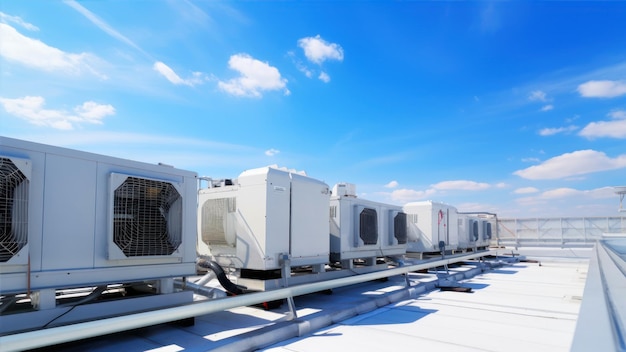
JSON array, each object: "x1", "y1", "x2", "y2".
[
  {"x1": 0, "y1": 251, "x2": 488, "y2": 352},
  {"x1": 196, "y1": 259, "x2": 246, "y2": 295}
]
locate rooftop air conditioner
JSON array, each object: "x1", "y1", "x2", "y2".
[
  {"x1": 403, "y1": 201, "x2": 459, "y2": 253},
  {"x1": 198, "y1": 166, "x2": 330, "y2": 271},
  {"x1": 330, "y1": 185, "x2": 407, "y2": 262},
  {"x1": 0, "y1": 137, "x2": 197, "y2": 295}
]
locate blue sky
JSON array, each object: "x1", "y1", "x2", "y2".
[{"x1": 1, "y1": 1, "x2": 626, "y2": 218}]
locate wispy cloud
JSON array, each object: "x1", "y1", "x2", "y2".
[
  {"x1": 153, "y1": 61, "x2": 206, "y2": 87},
  {"x1": 578, "y1": 80, "x2": 626, "y2": 98},
  {"x1": 540, "y1": 104, "x2": 554, "y2": 112},
  {"x1": 383, "y1": 179, "x2": 498, "y2": 203},
  {"x1": 384, "y1": 180, "x2": 399, "y2": 188},
  {"x1": 0, "y1": 12, "x2": 39, "y2": 31},
  {"x1": 431, "y1": 180, "x2": 491, "y2": 191},
  {"x1": 0, "y1": 96, "x2": 115, "y2": 130},
  {"x1": 528, "y1": 90, "x2": 549, "y2": 102},
  {"x1": 64, "y1": 0, "x2": 150, "y2": 58},
  {"x1": 513, "y1": 187, "x2": 539, "y2": 194},
  {"x1": 0, "y1": 23, "x2": 105, "y2": 77},
  {"x1": 218, "y1": 54, "x2": 289, "y2": 97},
  {"x1": 318, "y1": 71, "x2": 330, "y2": 83},
  {"x1": 579, "y1": 109, "x2": 626, "y2": 139},
  {"x1": 514, "y1": 149, "x2": 626, "y2": 180},
  {"x1": 538, "y1": 125, "x2": 578, "y2": 136},
  {"x1": 389, "y1": 188, "x2": 436, "y2": 203},
  {"x1": 265, "y1": 148, "x2": 280, "y2": 156}
]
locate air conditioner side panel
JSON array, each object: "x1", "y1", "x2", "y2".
[{"x1": 41, "y1": 154, "x2": 97, "y2": 270}]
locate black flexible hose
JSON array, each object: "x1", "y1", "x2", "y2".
[{"x1": 197, "y1": 259, "x2": 246, "y2": 295}]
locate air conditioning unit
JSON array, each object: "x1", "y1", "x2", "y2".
[
  {"x1": 458, "y1": 215, "x2": 478, "y2": 249},
  {"x1": 476, "y1": 219, "x2": 492, "y2": 248},
  {"x1": 198, "y1": 166, "x2": 330, "y2": 271},
  {"x1": 329, "y1": 185, "x2": 407, "y2": 262},
  {"x1": 0, "y1": 137, "x2": 197, "y2": 295},
  {"x1": 403, "y1": 201, "x2": 459, "y2": 253}
]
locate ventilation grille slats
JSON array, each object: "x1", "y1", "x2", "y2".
[
  {"x1": 201, "y1": 197, "x2": 236, "y2": 246},
  {"x1": 0, "y1": 157, "x2": 29, "y2": 263},
  {"x1": 113, "y1": 177, "x2": 181, "y2": 257}
]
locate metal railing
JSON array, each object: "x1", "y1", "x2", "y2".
[{"x1": 496, "y1": 216, "x2": 626, "y2": 248}]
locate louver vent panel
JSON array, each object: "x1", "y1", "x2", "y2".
[
  {"x1": 113, "y1": 177, "x2": 182, "y2": 256},
  {"x1": 0, "y1": 157, "x2": 28, "y2": 263},
  {"x1": 394, "y1": 212, "x2": 407, "y2": 244},
  {"x1": 201, "y1": 197, "x2": 236, "y2": 246},
  {"x1": 359, "y1": 208, "x2": 378, "y2": 245}
]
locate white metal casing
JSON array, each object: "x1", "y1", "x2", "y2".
[
  {"x1": 458, "y1": 215, "x2": 492, "y2": 249},
  {"x1": 403, "y1": 201, "x2": 459, "y2": 252},
  {"x1": 329, "y1": 189, "x2": 407, "y2": 262},
  {"x1": 198, "y1": 166, "x2": 330, "y2": 271},
  {"x1": 0, "y1": 137, "x2": 197, "y2": 294}
]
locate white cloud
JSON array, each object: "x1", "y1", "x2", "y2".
[
  {"x1": 384, "y1": 180, "x2": 399, "y2": 188},
  {"x1": 153, "y1": 61, "x2": 205, "y2": 87},
  {"x1": 265, "y1": 148, "x2": 280, "y2": 156},
  {"x1": 579, "y1": 109, "x2": 626, "y2": 139},
  {"x1": 0, "y1": 23, "x2": 104, "y2": 77},
  {"x1": 513, "y1": 187, "x2": 539, "y2": 194},
  {"x1": 528, "y1": 90, "x2": 548, "y2": 102},
  {"x1": 0, "y1": 96, "x2": 114, "y2": 130},
  {"x1": 521, "y1": 157, "x2": 540, "y2": 163},
  {"x1": 609, "y1": 110, "x2": 626, "y2": 119},
  {"x1": 218, "y1": 54, "x2": 288, "y2": 97},
  {"x1": 431, "y1": 180, "x2": 491, "y2": 191},
  {"x1": 538, "y1": 125, "x2": 578, "y2": 136},
  {"x1": 0, "y1": 12, "x2": 39, "y2": 31},
  {"x1": 298, "y1": 35, "x2": 344, "y2": 64},
  {"x1": 540, "y1": 104, "x2": 554, "y2": 111},
  {"x1": 318, "y1": 71, "x2": 330, "y2": 83},
  {"x1": 539, "y1": 187, "x2": 616, "y2": 200},
  {"x1": 513, "y1": 149, "x2": 626, "y2": 180},
  {"x1": 578, "y1": 80, "x2": 626, "y2": 98},
  {"x1": 389, "y1": 188, "x2": 436, "y2": 203}
]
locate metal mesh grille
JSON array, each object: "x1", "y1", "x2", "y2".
[
  {"x1": 113, "y1": 177, "x2": 182, "y2": 256},
  {"x1": 0, "y1": 158, "x2": 29, "y2": 262},
  {"x1": 394, "y1": 212, "x2": 407, "y2": 244},
  {"x1": 359, "y1": 208, "x2": 378, "y2": 245},
  {"x1": 201, "y1": 197, "x2": 236, "y2": 246}
]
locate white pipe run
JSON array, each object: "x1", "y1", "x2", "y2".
[{"x1": 0, "y1": 251, "x2": 488, "y2": 352}]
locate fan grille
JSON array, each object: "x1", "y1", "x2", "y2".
[
  {"x1": 359, "y1": 208, "x2": 378, "y2": 245},
  {"x1": 113, "y1": 177, "x2": 182, "y2": 256},
  {"x1": 394, "y1": 212, "x2": 407, "y2": 244},
  {"x1": 201, "y1": 197, "x2": 236, "y2": 246},
  {"x1": 0, "y1": 158, "x2": 29, "y2": 263}
]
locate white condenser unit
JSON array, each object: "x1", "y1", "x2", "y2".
[
  {"x1": 458, "y1": 215, "x2": 478, "y2": 249},
  {"x1": 198, "y1": 166, "x2": 330, "y2": 271},
  {"x1": 329, "y1": 183, "x2": 407, "y2": 262},
  {"x1": 458, "y1": 215, "x2": 492, "y2": 250},
  {"x1": 0, "y1": 137, "x2": 197, "y2": 294},
  {"x1": 403, "y1": 201, "x2": 459, "y2": 253}
]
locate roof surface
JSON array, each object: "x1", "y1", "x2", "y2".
[{"x1": 36, "y1": 253, "x2": 589, "y2": 352}]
